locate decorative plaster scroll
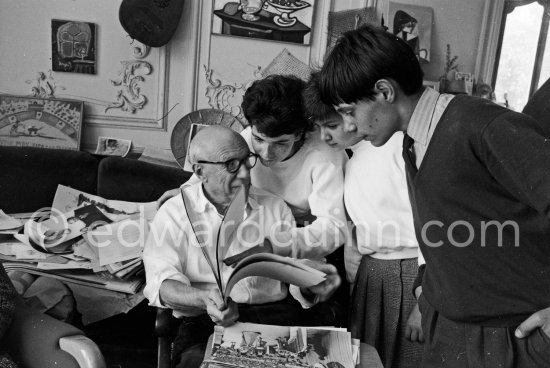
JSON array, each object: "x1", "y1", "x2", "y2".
[
  {"x1": 106, "y1": 60, "x2": 152, "y2": 113},
  {"x1": 203, "y1": 65, "x2": 261, "y2": 121},
  {"x1": 26, "y1": 71, "x2": 66, "y2": 98},
  {"x1": 129, "y1": 39, "x2": 150, "y2": 59}
]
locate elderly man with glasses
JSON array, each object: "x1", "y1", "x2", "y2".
[{"x1": 143, "y1": 125, "x2": 341, "y2": 368}]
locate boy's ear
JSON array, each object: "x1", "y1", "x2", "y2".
[{"x1": 374, "y1": 79, "x2": 396, "y2": 103}]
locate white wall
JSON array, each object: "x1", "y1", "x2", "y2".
[{"x1": 0, "y1": 0, "x2": 487, "y2": 153}]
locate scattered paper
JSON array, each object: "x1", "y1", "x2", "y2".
[
  {"x1": 84, "y1": 218, "x2": 147, "y2": 266},
  {"x1": 0, "y1": 210, "x2": 23, "y2": 231},
  {"x1": 52, "y1": 184, "x2": 157, "y2": 222}
]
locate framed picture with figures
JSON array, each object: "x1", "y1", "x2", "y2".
[
  {"x1": 0, "y1": 95, "x2": 84, "y2": 151},
  {"x1": 212, "y1": 0, "x2": 315, "y2": 45}
]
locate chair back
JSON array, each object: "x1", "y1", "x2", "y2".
[{"x1": 523, "y1": 78, "x2": 550, "y2": 130}]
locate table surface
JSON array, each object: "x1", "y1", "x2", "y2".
[{"x1": 203, "y1": 334, "x2": 383, "y2": 368}]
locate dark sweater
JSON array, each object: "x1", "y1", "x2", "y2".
[{"x1": 408, "y1": 95, "x2": 550, "y2": 327}]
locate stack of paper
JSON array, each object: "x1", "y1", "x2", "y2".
[{"x1": 0, "y1": 185, "x2": 157, "y2": 294}]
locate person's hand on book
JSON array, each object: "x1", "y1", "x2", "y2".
[
  {"x1": 299, "y1": 260, "x2": 341, "y2": 303},
  {"x1": 205, "y1": 288, "x2": 239, "y2": 327},
  {"x1": 156, "y1": 188, "x2": 179, "y2": 209}
]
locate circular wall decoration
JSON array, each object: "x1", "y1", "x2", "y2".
[{"x1": 170, "y1": 108, "x2": 244, "y2": 171}]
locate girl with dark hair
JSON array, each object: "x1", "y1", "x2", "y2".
[{"x1": 237, "y1": 74, "x2": 348, "y2": 259}]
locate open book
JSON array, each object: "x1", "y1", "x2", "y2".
[
  {"x1": 201, "y1": 322, "x2": 359, "y2": 368},
  {"x1": 181, "y1": 185, "x2": 326, "y2": 302},
  {"x1": 224, "y1": 252, "x2": 326, "y2": 302}
]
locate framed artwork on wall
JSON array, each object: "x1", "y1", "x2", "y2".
[
  {"x1": 212, "y1": 0, "x2": 315, "y2": 45},
  {"x1": 387, "y1": 2, "x2": 433, "y2": 63},
  {"x1": 52, "y1": 19, "x2": 97, "y2": 74},
  {"x1": 0, "y1": 95, "x2": 84, "y2": 151}
]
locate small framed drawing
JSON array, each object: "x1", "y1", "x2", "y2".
[
  {"x1": 388, "y1": 2, "x2": 433, "y2": 63},
  {"x1": 52, "y1": 19, "x2": 97, "y2": 74},
  {"x1": 212, "y1": 0, "x2": 315, "y2": 45},
  {"x1": 423, "y1": 80, "x2": 439, "y2": 92},
  {"x1": 0, "y1": 95, "x2": 84, "y2": 151}
]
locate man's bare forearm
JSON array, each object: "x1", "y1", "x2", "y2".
[{"x1": 159, "y1": 279, "x2": 209, "y2": 311}]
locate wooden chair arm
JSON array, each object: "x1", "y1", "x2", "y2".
[
  {"x1": 59, "y1": 335, "x2": 106, "y2": 368},
  {"x1": 155, "y1": 307, "x2": 174, "y2": 337},
  {"x1": 6, "y1": 298, "x2": 105, "y2": 368}
]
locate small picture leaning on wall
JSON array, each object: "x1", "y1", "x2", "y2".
[
  {"x1": 52, "y1": 19, "x2": 97, "y2": 74},
  {"x1": 212, "y1": 0, "x2": 315, "y2": 45},
  {"x1": 387, "y1": 2, "x2": 433, "y2": 63},
  {"x1": 0, "y1": 95, "x2": 83, "y2": 151}
]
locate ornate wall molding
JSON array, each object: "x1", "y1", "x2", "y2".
[
  {"x1": 129, "y1": 39, "x2": 150, "y2": 59},
  {"x1": 86, "y1": 41, "x2": 170, "y2": 130},
  {"x1": 105, "y1": 60, "x2": 153, "y2": 113},
  {"x1": 204, "y1": 65, "x2": 261, "y2": 122},
  {"x1": 26, "y1": 71, "x2": 66, "y2": 98}
]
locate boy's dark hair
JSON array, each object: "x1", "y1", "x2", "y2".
[
  {"x1": 302, "y1": 71, "x2": 339, "y2": 123},
  {"x1": 319, "y1": 24, "x2": 424, "y2": 106},
  {"x1": 242, "y1": 74, "x2": 313, "y2": 138}
]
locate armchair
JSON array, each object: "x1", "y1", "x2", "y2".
[
  {"x1": 522, "y1": 77, "x2": 550, "y2": 127},
  {"x1": 5, "y1": 297, "x2": 106, "y2": 368}
]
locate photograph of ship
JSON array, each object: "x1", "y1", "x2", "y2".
[{"x1": 206, "y1": 322, "x2": 354, "y2": 368}]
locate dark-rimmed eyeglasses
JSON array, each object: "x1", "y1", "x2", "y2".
[{"x1": 196, "y1": 152, "x2": 259, "y2": 173}]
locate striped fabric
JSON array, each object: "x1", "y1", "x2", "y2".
[{"x1": 350, "y1": 256, "x2": 422, "y2": 368}]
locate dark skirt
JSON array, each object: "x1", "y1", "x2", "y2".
[{"x1": 350, "y1": 256, "x2": 422, "y2": 368}]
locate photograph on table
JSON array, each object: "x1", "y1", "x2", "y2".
[
  {"x1": 212, "y1": 0, "x2": 315, "y2": 45},
  {"x1": 0, "y1": 95, "x2": 83, "y2": 151},
  {"x1": 387, "y1": 2, "x2": 433, "y2": 63}
]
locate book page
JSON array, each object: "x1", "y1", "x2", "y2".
[
  {"x1": 18, "y1": 204, "x2": 111, "y2": 253},
  {"x1": 0, "y1": 210, "x2": 23, "y2": 231},
  {"x1": 224, "y1": 254, "x2": 326, "y2": 301},
  {"x1": 84, "y1": 218, "x2": 147, "y2": 266}
]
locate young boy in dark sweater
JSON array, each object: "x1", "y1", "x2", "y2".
[{"x1": 317, "y1": 24, "x2": 550, "y2": 367}]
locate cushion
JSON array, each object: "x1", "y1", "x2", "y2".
[
  {"x1": 97, "y1": 156, "x2": 191, "y2": 203},
  {"x1": 0, "y1": 147, "x2": 98, "y2": 213}
]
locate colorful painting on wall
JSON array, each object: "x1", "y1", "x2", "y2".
[
  {"x1": 52, "y1": 19, "x2": 97, "y2": 74},
  {"x1": 388, "y1": 2, "x2": 433, "y2": 63},
  {"x1": 212, "y1": 0, "x2": 315, "y2": 45},
  {"x1": 0, "y1": 95, "x2": 83, "y2": 151}
]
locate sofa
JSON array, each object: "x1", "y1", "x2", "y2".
[
  {"x1": 0, "y1": 144, "x2": 349, "y2": 368},
  {"x1": 0, "y1": 145, "x2": 192, "y2": 367},
  {"x1": 0, "y1": 146, "x2": 190, "y2": 213}
]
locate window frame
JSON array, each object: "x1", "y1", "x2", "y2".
[{"x1": 493, "y1": 1, "x2": 550, "y2": 99}]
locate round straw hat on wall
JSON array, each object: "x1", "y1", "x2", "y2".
[{"x1": 170, "y1": 109, "x2": 244, "y2": 172}]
